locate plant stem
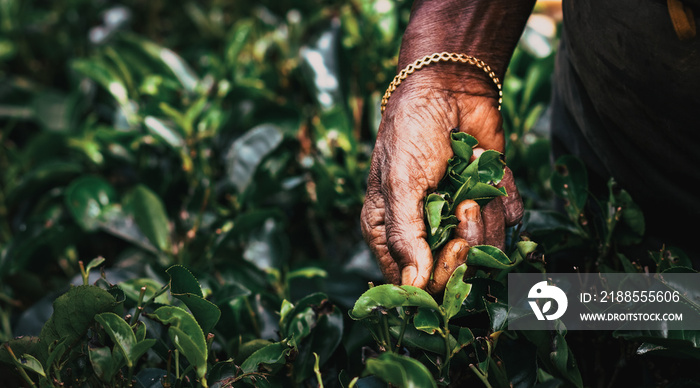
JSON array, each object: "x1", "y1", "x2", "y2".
[
  {"x1": 380, "y1": 313, "x2": 392, "y2": 352},
  {"x1": 79, "y1": 260, "x2": 88, "y2": 286},
  {"x1": 175, "y1": 349, "x2": 180, "y2": 381},
  {"x1": 469, "y1": 364, "x2": 492, "y2": 388},
  {"x1": 4, "y1": 344, "x2": 36, "y2": 387},
  {"x1": 126, "y1": 366, "x2": 135, "y2": 388},
  {"x1": 313, "y1": 352, "x2": 324, "y2": 388},
  {"x1": 396, "y1": 308, "x2": 411, "y2": 350},
  {"x1": 130, "y1": 286, "x2": 148, "y2": 325},
  {"x1": 438, "y1": 312, "x2": 452, "y2": 381}
]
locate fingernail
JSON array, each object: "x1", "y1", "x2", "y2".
[
  {"x1": 455, "y1": 200, "x2": 480, "y2": 223},
  {"x1": 402, "y1": 266, "x2": 418, "y2": 286}
]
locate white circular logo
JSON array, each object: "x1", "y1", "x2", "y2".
[{"x1": 528, "y1": 281, "x2": 568, "y2": 321}]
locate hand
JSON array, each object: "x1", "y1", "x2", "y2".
[{"x1": 360, "y1": 74, "x2": 524, "y2": 292}]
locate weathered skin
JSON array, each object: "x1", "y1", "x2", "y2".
[
  {"x1": 360, "y1": 0, "x2": 534, "y2": 292},
  {"x1": 454, "y1": 199, "x2": 483, "y2": 246},
  {"x1": 427, "y1": 238, "x2": 470, "y2": 295},
  {"x1": 499, "y1": 167, "x2": 524, "y2": 226}
]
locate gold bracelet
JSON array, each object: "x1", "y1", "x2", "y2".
[{"x1": 380, "y1": 52, "x2": 503, "y2": 114}]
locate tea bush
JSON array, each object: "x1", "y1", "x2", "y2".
[{"x1": 0, "y1": 1, "x2": 698, "y2": 387}]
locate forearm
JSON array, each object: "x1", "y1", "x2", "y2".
[{"x1": 398, "y1": 0, "x2": 536, "y2": 93}]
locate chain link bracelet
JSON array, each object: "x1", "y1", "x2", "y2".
[{"x1": 380, "y1": 52, "x2": 503, "y2": 114}]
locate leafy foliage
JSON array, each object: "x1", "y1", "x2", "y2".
[{"x1": 424, "y1": 133, "x2": 507, "y2": 250}]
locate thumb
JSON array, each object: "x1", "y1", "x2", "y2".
[
  {"x1": 498, "y1": 167, "x2": 524, "y2": 226},
  {"x1": 384, "y1": 178, "x2": 435, "y2": 289}
]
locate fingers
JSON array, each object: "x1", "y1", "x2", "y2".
[
  {"x1": 498, "y1": 167, "x2": 524, "y2": 227},
  {"x1": 361, "y1": 162, "x2": 401, "y2": 285},
  {"x1": 384, "y1": 190, "x2": 435, "y2": 288},
  {"x1": 382, "y1": 166, "x2": 436, "y2": 289},
  {"x1": 427, "y1": 199, "x2": 482, "y2": 295},
  {"x1": 426, "y1": 238, "x2": 469, "y2": 294},
  {"x1": 482, "y1": 198, "x2": 506, "y2": 251},
  {"x1": 454, "y1": 200, "x2": 484, "y2": 247}
]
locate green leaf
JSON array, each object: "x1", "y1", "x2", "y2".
[
  {"x1": 149, "y1": 306, "x2": 208, "y2": 385},
  {"x1": 521, "y1": 331, "x2": 583, "y2": 388},
  {"x1": 292, "y1": 306, "x2": 344, "y2": 383},
  {"x1": 413, "y1": 308, "x2": 441, "y2": 335},
  {"x1": 95, "y1": 312, "x2": 137, "y2": 366},
  {"x1": 457, "y1": 327, "x2": 475, "y2": 349},
  {"x1": 286, "y1": 307, "x2": 316, "y2": 348},
  {"x1": 280, "y1": 293, "x2": 327, "y2": 338},
  {"x1": 466, "y1": 245, "x2": 518, "y2": 269},
  {"x1": 424, "y1": 193, "x2": 447, "y2": 236},
  {"x1": 167, "y1": 265, "x2": 203, "y2": 297},
  {"x1": 442, "y1": 264, "x2": 472, "y2": 321},
  {"x1": 225, "y1": 124, "x2": 284, "y2": 194},
  {"x1": 89, "y1": 345, "x2": 124, "y2": 383},
  {"x1": 72, "y1": 58, "x2": 130, "y2": 106},
  {"x1": 448, "y1": 176, "x2": 474, "y2": 212},
  {"x1": 364, "y1": 351, "x2": 437, "y2": 388},
  {"x1": 144, "y1": 116, "x2": 185, "y2": 149},
  {"x1": 39, "y1": 285, "x2": 118, "y2": 360},
  {"x1": 485, "y1": 300, "x2": 509, "y2": 332},
  {"x1": 124, "y1": 185, "x2": 171, "y2": 252},
  {"x1": 287, "y1": 267, "x2": 328, "y2": 280},
  {"x1": 240, "y1": 342, "x2": 291, "y2": 374},
  {"x1": 0, "y1": 337, "x2": 40, "y2": 367},
  {"x1": 624, "y1": 330, "x2": 700, "y2": 360},
  {"x1": 64, "y1": 176, "x2": 118, "y2": 232},
  {"x1": 18, "y1": 353, "x2": 45, "y2": 377},
  {"x1": 349, "y1": 285, "x2": 439, "y2": 320},
  {"x1": 85, "y1": 257, "x2": 106, "y2": 273},
  {"x1": 427, "y1": 218, "x2": 458, "y2": 251},
  {"x1": 465, "y1": 182, "x2": 507, "y2": 203},
  {"x1": 471, "y1": 149, "x2": 506, "y2": 184},
  {"x1": 389, "y1": 325, "x2": 457, "y2": 355},
  {"x1": 120, "y1": 278, "x2": 169, "y2": 305},
  {"x1": 550, "y1": 155, "x2": 588, "y2": 213},
  {"x1": 95, "y1": 312, "x2": 155, "y2": 368},
  {"x1": 450, "y1": 132, "x2": 477, "y2": 161},
  {"x1": 131, "y1": 37, "x2": 199, "y2": 93},
  {"x1": 550, "y1": 334, "x2": 583, "y2": 388},
  {"x1": 226, "y1": 20, "x2": 254, "y2": 65}
]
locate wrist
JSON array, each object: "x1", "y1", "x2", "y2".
[
  {"x1": 382, "y1": 53, "x2": 503, "y2": 114},
  {"x1": 398, "y1": 0, "x2": 536, "y2": 82}
]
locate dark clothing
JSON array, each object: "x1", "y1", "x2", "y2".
[{"x1": 551, "y1": 0, "x2": 700, "y2": 254}]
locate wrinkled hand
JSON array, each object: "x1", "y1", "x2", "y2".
[{"x1": 360, "y1": 76, "x2": 524, "y2": 293}]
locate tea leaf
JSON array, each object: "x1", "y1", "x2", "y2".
[
  {"x1": 18, "y1": 353, "x2": 45, "y2": 377},
  {"x1": 364, "y1": 351, "x2": 437, "y2": 388},
  {"x1": 39, "y1": 285, "x2": 118, "y2": 358},
  {"x1": 225, "y1": 124, "x2": 284, "y2": 194},
  {"x1": 240, "y1": 342, "x2": 291, "y2": 374},
  {"x1": 467, "y1": 245, "x2": 518, "y2": 269},
  {"x1": 149, "y1": 306, "x2": 208, "y2": 385},
  {"x1": 413, "y1": 308, "x2": 441, "y2": 335},
  {"x1": 95, "y1": 312, "x2": 155, "y2": 368},
  {"x1": 442, "y1": 264, "x2": 472, "y2": 321},
  {"x1": 349, "y1": 285, "x2": 439, "y2": 320},
  {"x1": 124, "y1": 185, "x2": 171, "y2": 253},
  {"x1": 64, "y1": 176, "x2": 118, "y2": 232},
  {"x1": 88, "y1": 345, "x2": 123, "y2": 383}
]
